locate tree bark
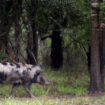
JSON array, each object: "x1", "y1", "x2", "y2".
[
  {"x1": 13, "y1": 0, "x2": 22, "y2": 62},
  {"x1": 22, "y1": 0, "x2": 33, "y2": 64},
  {"x1": 31, "y1": 0, "x2": 38, "y2": 65},
  {"x1": 99, "y1": 0, "x2": 105, "y2": 89},
  {"x1": 51, "y1": 31, "x2": 63, "y2": 69},
  {"x1": 100, "y1": 28, "x2": 105, "y2": 85},
  {"x1": 41, "y1": 30, "x2": 63, "y2": 69},
  {"x1": 86, "y1": 45, "x2": 91, "y2": 74},
  {"x1": 89, "y1": 0, "x2": 104, "y2": 92},
  {"x1": 0, "y1": 0, "x2": 13, "y2": 54}
]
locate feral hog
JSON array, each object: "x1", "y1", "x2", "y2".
[{"x1": 0, "y1": 62, "x2": 49, "y2": 98}]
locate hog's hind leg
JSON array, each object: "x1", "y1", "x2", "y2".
[{"x1": 10, "y1": 83, "x2": 20, "y2": 98}]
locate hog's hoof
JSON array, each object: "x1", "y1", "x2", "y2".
[
  {"x1": 10, "y1": 95, "x2": 14, "y2": 98},
  {"x1": 30, "y1": 95, "x2": 35, "y2": 98}
]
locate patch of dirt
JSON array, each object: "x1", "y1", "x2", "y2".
[{"x1": 88, "y1": 91, "x2": 105, "y2": 97}]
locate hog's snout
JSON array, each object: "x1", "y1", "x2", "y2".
[
  {"x1": 37, "y1": 75, "x2": 49, "y2": 85},
  {"x1": 39, "y1": 81, "x2": 49, "y2": 85},
  {"x1": 44, "y1": 81, "x2": 49, "y2": 85}
]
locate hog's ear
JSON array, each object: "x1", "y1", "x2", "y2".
[
  {"x1": 36, "y1": 70, "x2": 43, "y2": 75},
  {"x1": 37, "y1": 63, "x2": 42, "y2": 68}
]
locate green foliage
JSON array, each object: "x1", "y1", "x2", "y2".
[
  {"x1": 96, "y1": 3, "x2": 105, "y2": 12},
  {"x1": 96, "y1": 3, "x2": 105, "y2": 21},
  {"x1": 38, "y1": 0, "x2": 85, "y2": 30},
  {"x1": 0, "y1": 53, "x2": 8, "y2": 60}
]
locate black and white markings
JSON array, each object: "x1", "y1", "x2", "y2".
[
  {"x1": 1, "y1": 62, "x2": 7, "y2": 65},
  {"x1": 0, "y1": 62, "x2": 49, "y2": 97}
]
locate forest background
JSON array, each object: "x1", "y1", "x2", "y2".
[{"x1": 0, "y1": 0, "x2": 105, "y2": 104}]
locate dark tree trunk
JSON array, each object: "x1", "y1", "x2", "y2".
[
  {"x1": 14, "y1": 1, "x2": 21, "y2": 62},
  {"x1": 31, "y1": 0, "x2": 38, "y2": 65},
  {"x1": 0, "y1": 0, "x2": 13, "y2": 54},
  {"x1": 14, "y1": 21, "x2": 20, "y2": 62},
  {"x1": 87, "y1": 45, "x2": 91, "y2": 74},
  {"x1": 41, "y1": 30, "x2": 63, "y2": 69},
  {"x1": 100, "y1": 28, "x2": 105, "y2": 86},
  {"x1": 100, "y1": 0, "x2": 105, "y2": 88},
  {"x1": 89, "y1": 0, "x2": 104, "y2": 92},
  {"x1": 51, "y1": 31, "x2": 63, "y2": 69},
  {"x1": 22, "y1": 0, "x2": 33, "y2": 64},
  {"x1": 32, "y1": 20, "x2": 38, "y2": 64}
]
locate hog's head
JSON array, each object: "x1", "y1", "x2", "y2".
[{"x1": 31, "y1": 63, "x2": 49, "y2": 85}]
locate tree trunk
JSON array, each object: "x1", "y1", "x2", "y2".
[
  {"x1": 99, "y1": 0, "x2": 105, "y2": 90},
  {"x1": 100, "y1": 27, "x2": 105, "y2": 85},
  {"x1": 31, "y1": 0, "x2": 38, "y2": 65},
  {"x1": 14, "y1": 1, "x2": 21, "y2": 62},
  {"x1": 0, "y1": 0, "x2": 13, "y2": 54},
  {"x1": 89, "y1": 0, "x2": 104, "y2": 92},
  {"x1": 41, "y1": 31, "x2": 63, "y2": 69},
  {"x1": 87, "y1": 45, "x2": 91, "y2": 74},
  {"x1": 22, "y1": 0, "x2": 33, "y2": 64},
  {"x1": 51, "y1": 30, "x2": 63, "y2": 69},
  {"x1": 32, "y1": 19, "x2": 38, "y2": 64}
]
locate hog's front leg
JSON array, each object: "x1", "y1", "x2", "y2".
[
  {"x1": 10, "y1": 83, "x2": 20, "y2": 97},
  {"x1": 22, "y1": 82, "x2": 34, "y2": 98}
]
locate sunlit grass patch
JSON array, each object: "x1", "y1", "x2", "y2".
[
  {"x1": 0, "y1": 97, "x2": 70, "y2": 105},
  {"x1": 0, "y1": 96, "x2": 105, "y2": 105}
]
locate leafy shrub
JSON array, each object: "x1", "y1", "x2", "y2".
[{"x1": 0, "y1": 53, "x2": 8, "y2": 61}]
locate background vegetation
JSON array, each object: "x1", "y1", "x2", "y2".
[{"x1": 0, "y1": 0, "x2": 105, "y2": 104}]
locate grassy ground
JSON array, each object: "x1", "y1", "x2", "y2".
[
  {"x1": 1, "y1": 96, "x2": 105, "y2": 105},
  {"x1": 0, "y1": 67, "x2": 104, "y2": 105}
]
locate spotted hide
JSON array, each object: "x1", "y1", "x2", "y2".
[{"x1": 0, "y1": 62, "x2": 49, "y2": 98}]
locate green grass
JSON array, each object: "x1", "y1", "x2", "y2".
[
  {"x1": 0, "y1": 96, "x2": 105, "y2": 105},
  {"x1": 0, "y1": 67, "x2": 104, "y2": 104}
]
